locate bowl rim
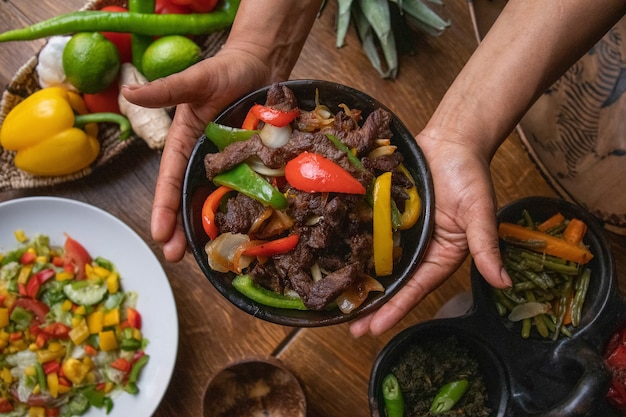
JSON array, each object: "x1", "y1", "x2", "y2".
[{"x1": 182, "y1": 79, "x2": 435, "y2": 327}]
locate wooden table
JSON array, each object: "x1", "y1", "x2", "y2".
[{"x1": 1, "y1": 1, "x2": 625, "y2": 416}]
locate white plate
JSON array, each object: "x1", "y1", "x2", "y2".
[{"x1": 0, "y1": 196, "x2": 178, "y2": 417}]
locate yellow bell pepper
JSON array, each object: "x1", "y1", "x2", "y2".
[
  {"x1": 396, "y1": 163, "x2": 421, "y2": 230},
  {"x1": 373, "y1": 172, "x2": 394, "y2": 276},
  {"x1": 0, "y1": 87, "x2": 130, "y2": 176}
]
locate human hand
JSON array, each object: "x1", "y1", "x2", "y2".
[
  {"x1": 349, "y1": 126, "x2": 512, "y2": 337},
  {"x1": 121, "y1": 49, "x2": 276, "y2": 262}
]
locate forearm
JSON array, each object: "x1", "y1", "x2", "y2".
[
  {"x1": 224, "y1": 0, "x2": 322, "y2": 81},
  {"x1": 426, "y1": 0, "x2": 626, "y2": 157}
]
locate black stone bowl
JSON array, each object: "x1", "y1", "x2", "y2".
[
  {"x1": 370, "y1": 196, "x2": 625, "y2": 416},
  {"x1": 182, "y1": 79, "x2": 434, "y2": 327}
]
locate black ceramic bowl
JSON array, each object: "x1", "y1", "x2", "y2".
[
  {"x1": 370, "y1": 196, "x2": 625, "y2": 416},
  {"x1": 182, "y1": 80, "x2": 434, "y2": 327}
]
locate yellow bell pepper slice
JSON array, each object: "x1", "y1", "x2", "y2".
[
  {"x1": 397, "y1": 163, "x2": 421, "y2": 230},
  {"x1": 373, "y1": 172, "x2": 394, "y2": 276}
]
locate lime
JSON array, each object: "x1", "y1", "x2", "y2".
[
  {"x1": 63, "y1": 32, "x2": 120, "y2": 94},
  {"x1": 141, "y1": 35, "x2": 202, "y2": 81}
]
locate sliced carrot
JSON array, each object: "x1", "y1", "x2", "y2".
[
  {"x1": 537, "y1": 212, "x2": 565, "y2": 232},
  {"x1": 563, "y1": 218, "x2": 588, "y2": 245},
  {"x1": 498, "y1": 222, "x2": 594, "y2": 264}
]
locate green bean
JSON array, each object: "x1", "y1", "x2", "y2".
[
  {"x1": 0, "y1": 0, "x2": 239, "y2": 42},
  {"x1": 502, "y1": 288, "x2": 526, "y2": 304},
  {"x1": 521, "y1": 318, "x2": 532, "y2": 338},
  {"x1": 521, "y1": 209, "x2": 534, "y2": 229},
  {"x1": 492, "y1": 289, "x2": 516, "y2": 311},
  {"x1": 571, "y1": 268, "x2": 591, "y2": 327},
  {"x1": 514, "y1": 281, "x2": 537, "y2": 291}
]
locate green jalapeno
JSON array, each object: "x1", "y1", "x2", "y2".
[
  {"x1": 382, "y1": 373, "x2": 404, "y2": 417},
  {"x1": 205, "y1": 122, "x2": 259, "y2": 151},
  {"x1": 213, "y1": 163, "x2": 288, "y2": 210},
  {"x1": 429, "y1": 379, "x2": 469, "y2": 414},
  {"x1": 0, "y1": 0, "x2": 239, "y2": 42},
  {"x1": 232, "y1": 275, "x2": 307, "y2": 310}
]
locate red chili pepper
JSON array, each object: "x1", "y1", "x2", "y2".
[
  {"x1": 201, "y1": 185, "x2": 232, "y2": 240},
  {"x1": 242, "y1": 234, "x2": 300, "y2": 257},
  {"x1": 25, "y1": 268, "x2": 55, "y2": 298},
  {"x1": 11, "y1": 298, "x2": 50, "y2": 323},
  {"x1": 285, "y1": 152, "x2": 366, "y2": 194}
]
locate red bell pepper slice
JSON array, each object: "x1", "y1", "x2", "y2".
[
  {"x1": 242, "y1": 104, "x2": 300, "y2": 129},
  {"x1": 201, "y1": 185, "x2": 232, "y2": 240},
  {"x1": 111, "y1": 357, "x2": 132, "y2": 373},
  {"x1": 11, "y1": 298, "x2": 50, "y2": 323},
  {"x1": 25, "y1": 268, "x2": 55, "y2": 298},
  {"x1": 285, "y1": 152, "x2": 366, "y2": 194},
  {"x1": 242, "y1": 234, "x2": 300, "y2": 257}
]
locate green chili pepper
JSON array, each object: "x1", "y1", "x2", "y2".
[
  {"x1": 128, "y1": 354, "x2": 150, "y2": 385},
  {"x1": 128, "y1": 0, "x2": 155, "y2": 73},
  {"x1": 205, "y1": 122, "x2": 259, "y2": 151},
  {"x1": 0, "y1": 0, "x2": 239, "y2": 42},
  {"x1": 382, "y1": 373, "x2": 404, "y2": 417},
  {"x1": 325, "y1": 133, "x2": 364, "y2": 169},
  {"x1": 429, "y1": 379, "x2": 469, "y2": 414},
  {"x1": 213, "y1": 163, "x2": 288, "y2": 210},
  {"x1": 232, "y1": 275, "x2": 307, "y2": 310}
]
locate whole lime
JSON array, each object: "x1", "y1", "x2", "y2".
[
  {"x1": 141, "y1": 35, "x2": 202, "y2": 81},
  {"x1": 62, "y1": 32, "x2": 120, "y2": 94}
]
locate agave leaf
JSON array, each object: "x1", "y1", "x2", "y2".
[
  {"x1": 352, "y1": 5, "x2": 386, "y2": 77},
  {"x1": 391, "y1": 0, "x2": 450, "y2": 36},
  {"x1": 358, "y1": 0, "x2": 398, "y2": 78},
  {"x1": 336, "y1": 0, "x2": 354, "y2": 47}
]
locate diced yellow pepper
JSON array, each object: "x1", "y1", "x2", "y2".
[
  {"x1": 62, "y1": 358, "x2": 90, "y2": 385},
  {"x1": 32, "y1": 384, "x2": 40, "y2": 395},
  {"x1": 92, "y1": 266, "x2": 110, "y2": 278},
  {"x1": 98, "y1": 330, "x2": 118, "y2": 352},
  {"x1": 55, "y1": 271, "x2": 74, "y2": 281},
  {"x1": 83, "y1": 356, "x2": 94, "y2": 370},
  {"x1": 47, "y1": 372, "x2": 59, "y2": 398},
  {"x1": 29, "y1": 406, "x2": 45, "y2": 417},
  {"x1": 17, "y1": 264, "x2": 33, "y2": 285},
  {"x1": 14, "y1": 229, "x2": 27, "y2": 243},
  {"x1": 58, "y1": 384, "x2": 71, "y2": 395},
  {"x1": 0, "y1": 308, "x2": 9, "y2": 328},
  {"x1": 103, "y1": 308, "x2": 120, "y2": 327},
  {"x1": 71, "y1": 316, "x2": 83, "y2": 328},
  {"x1": 74, "y1": 305, "x2": 86, "y2": 316},
  {"x1": 87, "y1": 310, "x2": 103, "y2": 334},
  {"x1": 132, "y1": 328, "x2": 142, "y2": 341},
  {"x1": 24, "y1": 366, "x2": 36, "y2": 377},
  {"x1": 0, "y1": 367, "x2": 12, "y2": 384},
  {"x1": 35, "y1": 255, "x2": 48, "y2": 264},
  {"x1": 61, "y1": 300, "x2": 73, "y2": 311},
  {"x1": 48, "y1": 342, "x2": 63, "y2": 352},
  {"x1": 107, "y1": 271, "x2": 120, "y2": 294},
  {"x1": 104, "y1": 381, "x2": 115, "y2": 394},
  {"x1": 36, "y1": 346, "x2": 66, "y2": 363},
  {"x1": 69, "y1": 319, "x2": 90, "y2": 345}
]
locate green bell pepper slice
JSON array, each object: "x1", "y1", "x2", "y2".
[
  {"x1": 213, "y1": 163, "x2": 288, "y2": 210},
  {"x1": 205, "y1": 121, "x2": 259, "y2": 151}
]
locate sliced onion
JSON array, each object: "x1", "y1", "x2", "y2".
[
  {"x1": 259, "y1": 123, "x2": 291, "y2": 148},
  {"x1": 249, "y1": 207, "x2": 274, "y2": 235},
  {"x1": 368, "y1": 145, "x2": 397, "y2": 159},
  {"x1": 336, "y1": 275, "x2": 385, "y2": 314},
  {"x1": 205, "y1": 232, "x2": 253, "y2": 273},
  {"x1": 259, "y1": 210, "x2": 295, "y2": 238},
  {"x1": 247, "y1": 156, "x2": 285, "y2": 177},
  {"x1": 508, "y1": 302, "x2": 551, "y2": 322},
  {"x1": 310, "y1": 263, "x2": 323, "y2": 283},
  {"x1": 375, "y1": 139, "x2": 391, "y2": 147}
]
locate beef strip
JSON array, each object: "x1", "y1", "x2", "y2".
[{"x1": 215, "y1": 193, "x2": 266, "y2": 235}]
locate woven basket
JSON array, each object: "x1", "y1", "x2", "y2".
[{"x1": 0, "y1": 0, "x2": 229, "y2": 191}]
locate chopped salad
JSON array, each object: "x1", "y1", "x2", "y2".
[{"x1": 0, "y1": 231, "x2": 148, "y2": 416}]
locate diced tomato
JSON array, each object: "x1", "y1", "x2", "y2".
[
  {"x1": 51, "y1": 256, "x2": 64, "y2": 267},
  {"x1": 12, "y1": 298, "x2": 50, "y2": 323},
  {"x1": 46, "y1": 407, "x2": 61, "y2": 417},
  {"x1": 0, "y1": 397, "x2": 13, "y2": 413},
  {"x1": 41, "y1": 323, "x2": 72, "y2": 339},
  {"x1": 25, "y1": 268, "x2": 55, "y2": 298},
  {"x1": 63, "y1": 235, "x2": 92, "y2": 280},
  {"x1": 100, "y1": 6, "x2": 133, "y2": 63},
  {"x1": 35, "y1": 333, "x2": 48, "y2": 349},
  {"x1": 19, "y1": 251, "x2": 36, "y2": 265},
  {"x1": 111, "y1": 357, "x2": 132, "y2": 373},
  {"x1": 84, "y1": 344, "x2": 98, "y2": 356},
  {"x1": 126, "y1": 307, "x2": 142, "y2": 330}
]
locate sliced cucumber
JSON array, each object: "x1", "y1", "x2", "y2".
[{"x1": 63, "y1": 281, "x2": 108, "y2": 306}]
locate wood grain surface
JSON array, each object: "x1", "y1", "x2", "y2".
[{"x1": 0, "y1": 1, "x2": 624, "y2": 416}]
